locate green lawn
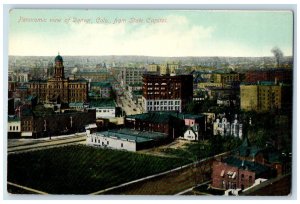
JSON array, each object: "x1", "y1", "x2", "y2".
[{"x1": 8, "y1": 145, "x2": 188, "y2": 194}]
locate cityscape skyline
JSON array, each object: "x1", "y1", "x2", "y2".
[{"x1": 9, "y1": 9, "x2": 293, "y2": 57}]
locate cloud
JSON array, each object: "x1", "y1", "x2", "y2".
[{"x1": 9, "y1": 15, "x2": 215, "y2": 56}]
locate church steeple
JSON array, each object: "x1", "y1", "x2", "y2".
[{"x1": 54, "y1": 53, "x2": 65, "y2": 79}]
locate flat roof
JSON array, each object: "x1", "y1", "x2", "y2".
[
  {"x1": 95, "y1": 128, "x2": 167, "y2": 143},
  {"x1": 89, "y1": 99, "x2": 116, "y2": 108},
  {"x1": 127, "y1": 112, "x2": 204, "y2": 123},
  {"x1": 8, "y1": 116, "x2": 20, "y2": 122},
  {"x1": 90, "y1": 81, "x2": 112, "y2": 88}
]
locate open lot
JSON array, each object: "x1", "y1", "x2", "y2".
[{"x1": 7, "y1": 144, "x2": 188, "y2": 194}]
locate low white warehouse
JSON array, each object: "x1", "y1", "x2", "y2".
[{"x1": 86, "y1": 128, "x2": 167, "y2": 152}]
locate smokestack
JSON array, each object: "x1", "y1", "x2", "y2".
[{"x1": 271, "y1": 47, "x2": 284, "y2": 68}]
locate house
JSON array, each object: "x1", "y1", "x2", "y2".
[{"x1": 183, "y1": 125, "x2": 199, "y2": 141}]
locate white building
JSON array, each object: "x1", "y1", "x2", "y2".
[
  {"x1": 230, "y1": 118, "x2": 243, "y2": 139},
  {"x1": 142, "y1": 98, "x2": 182, "y2": 112},
  {"x1": 213, "y1": 115, "x2": 243, "y2": 139},
  {"x1": 86, "y1": 128, "x2": 167, "y2": 152},
  {"x1": 183, "y1": 125, "x2": 199, "y2": 141},
  {"x1": 95, "y1": 107, "x2": 115, "y2": 119},
  {"x1": 89, "y1": 100, "x2": 116, "y2": 119},
  {"x1": 213, "y1": 118, "x2": 231, "y2": 136},
  {"x1": 8, "y1": 116, "x2": 21, "y2": 135}
]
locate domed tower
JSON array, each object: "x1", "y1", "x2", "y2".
[{"x1": 54, "y1": 53, "x2": 65, "y2": 79}]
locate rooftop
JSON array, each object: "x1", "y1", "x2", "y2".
[
  {"x1": 28, "y1": 79, "x2": 47, "y2": 83},
  {"x1": 126, "y1": 112, "x2": 204, "y2": 123},
  {"x1": 70, "y1": 78, "x2": 88, "y2": 83},
  {"x1": 236, "y1": 137, "x2": 262, "y2": 157},
  {"x1": 76, "y1": 71, "x2": 108, "y2": 74},
  {"x1": 95, "y1": 128, "x2": 167, "y2": 143},
  {"x1": 236, "y1": 137, "x2": 284, "y2": 163},
  {"x1": 223, "y1": 156, "x2": 270, "y2": 176},
  {"x1": 90, "y1": 81, "x2": 112, "y2": 88},
  {"x1": 8, "y1": 115, "x2": 20, "y2": 122},
  {"x1": 240, "y1": 81, "x2": 286, "y2": 86},
  {"x1": 89, "y1": 99, "x2": 116, "y2": 108},
  {"x1": 69, "y1": 102, "x2": 84, "y2": 107}
]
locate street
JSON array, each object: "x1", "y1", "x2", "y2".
[
  {"x1": 8, "y1": 133, "x2": 86, "y2": 154},
  {"x1": 115, "y1": 88, "x2": 142, "y2": 116}
]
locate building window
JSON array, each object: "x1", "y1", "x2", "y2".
[
  {"x1": 220, "y1": 170, "x2": 225, "y2": 177},
  {"x1": 249, "y1": 176, "x2": 252, "y2": 183},
  {"x1": 16, "y1": 126, "x2": 18, "y2": 131},
  {"x1": 10, "y1": 126, "x2": 12, "y2": 131},
  {"x1": 121, "y1": 143, "x2": 123, "y2": 147},
  {"x1": 107, "y1": 141, "x2": 109, "y2": 145},
  {"x1": 222, "y1": 180, "x2": 226, "y2": 189}
]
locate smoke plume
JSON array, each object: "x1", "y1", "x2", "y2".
[{"x1": 271, "y1": 47, "x2": 284, "y2": 68}]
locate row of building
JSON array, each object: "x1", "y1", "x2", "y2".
[
  {"x1": 8, "y1": 109, "x2": 96, "y2": 138},
  {"x1": 12, "y1": 55, "x2": 291, "y2": 114}
]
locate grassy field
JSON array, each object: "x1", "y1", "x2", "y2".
[{"x1": 7, "y1": 145, "x2": 188, "y2": 194}]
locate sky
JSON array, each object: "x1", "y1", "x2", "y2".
[{"x1": 9, "y1": 9, "x2": 294, "y2": 57}]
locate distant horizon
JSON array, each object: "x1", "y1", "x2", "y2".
[{"x1": 8, "y1": 54, "x2": 293, "y2": 58}]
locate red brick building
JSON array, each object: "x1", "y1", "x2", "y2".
[
  {"x1": 125, "y1": 112, "x2": 184, "y2": 139},
  {"x1": 20, "y1": 108, "x2": 96, "y2": 138},
  {"x1": 211, "y1": 157, "x2": 271, "y2": 190},
  {"x1": 142, "y1": 74, "x2": 193, "y2": 112},
  {"x1": 28, "y1": 54, "x2": 88, "y2": 104},
  {"x1": 211, "y1": 138, "x2": 285, "y2": 190},
  {"x1": 244, "y1": 69, "x2": 292, "y2": 83}
]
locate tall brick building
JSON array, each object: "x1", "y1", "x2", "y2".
[
  {"x1": 28, "y1": 54, "x2": 88, "y2": 104},
  {"x1": 240, "y1": 82, "x2": 291, "y2": 112},
  {"x1": 142, "y1": 74, "x2": 193, "y2": 112}
]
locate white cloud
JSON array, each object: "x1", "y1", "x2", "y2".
[{"x1": 9, "y1": 15, "x2": 216, "y2": 56}]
